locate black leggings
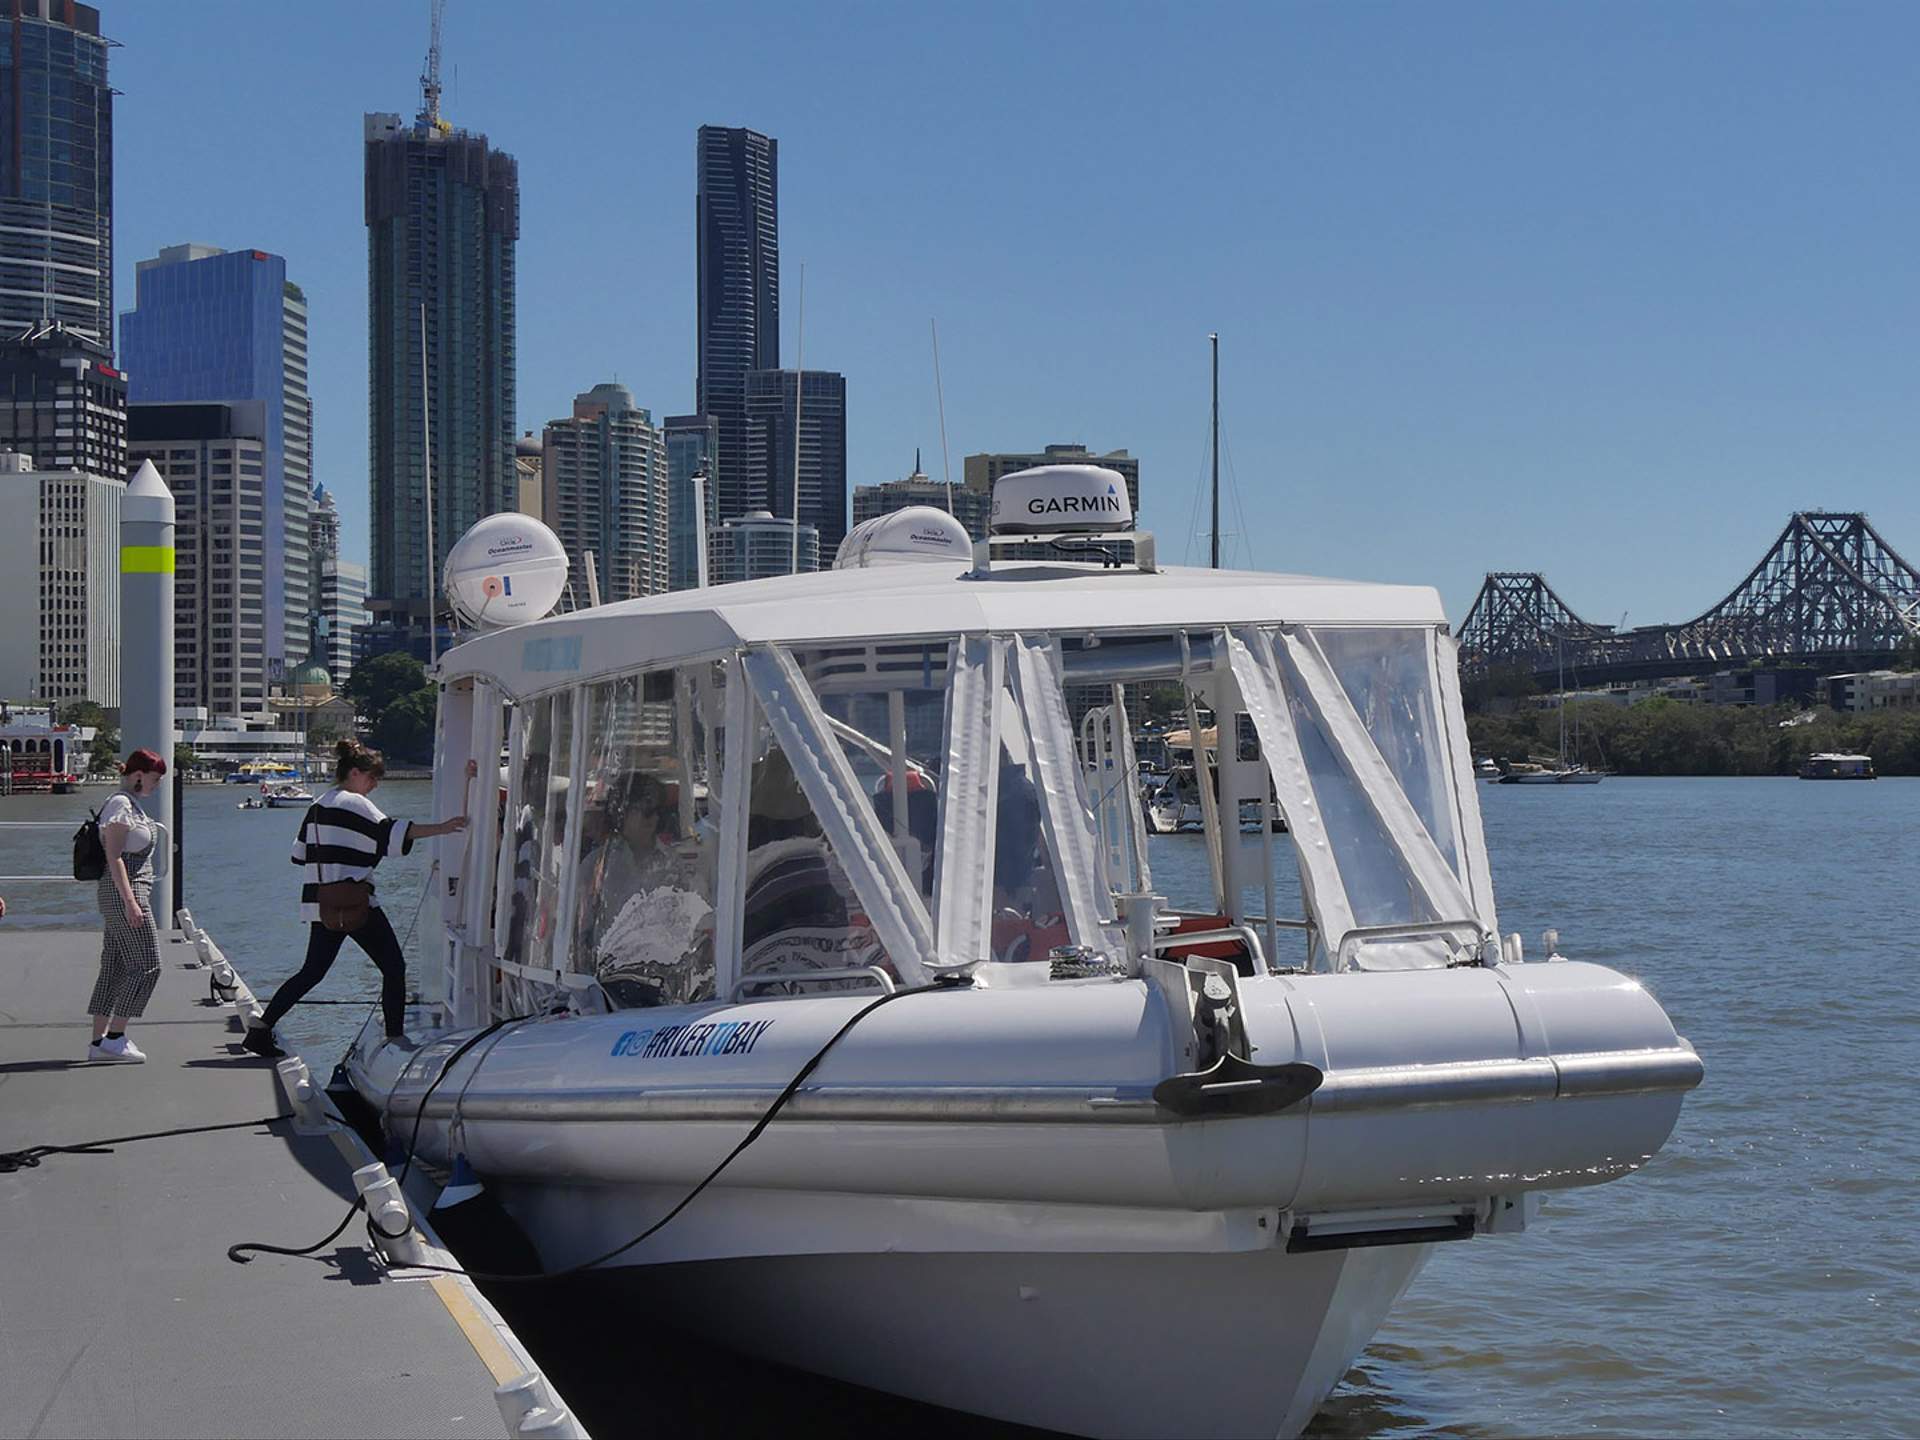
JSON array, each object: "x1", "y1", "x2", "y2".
[{"x1": 260, "y1": 908, "x2": 408, "y2": 1038}]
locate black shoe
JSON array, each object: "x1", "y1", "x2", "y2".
[{"x1": 240, "y1": 1027, "x2": 286, "y2": 1059}]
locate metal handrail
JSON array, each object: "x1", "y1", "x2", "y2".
[
  {"x1": 731, "y1": 965, "x2": 897, "y2": 1002},
  {"x1": 1334, "y1": 918, "x2": 1489, "y2": 968}
]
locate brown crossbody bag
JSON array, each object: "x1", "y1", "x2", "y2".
[
  {"x1": 315, "y1": 879, "x2": 372, "y2": 933},
  {"x1": 304, "y1": 804, "x2": 373, "y2": 933}
]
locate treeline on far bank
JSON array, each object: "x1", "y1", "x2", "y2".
[{"x1": 1467, "y1": 698, "x2": 1920, "y2": 777}]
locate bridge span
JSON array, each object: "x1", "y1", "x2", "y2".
[{"x1": 1458, "y1": 512, "x2": 1920, "y2": 686}]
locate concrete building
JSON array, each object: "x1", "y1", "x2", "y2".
[
  {"x1": 0, "y1": 450, "x2": 119, "y2": 706},
  {"x1": 127, "y1": 401, "x2": 272, "y2": 718},
  {"x1": 314, "y1": 556, "x2": 368, "y2": 685},
  {"x1": 0, "y1": 321, "x2": 125, "y2": 476},
  {"x1": 0, "y1": 3, "x2": 113, "y2": 347},
  {"x1": 744, "y1": 368, "x2": 846, "y2": 560},
  {"x1": 1826, "y1": 669, "x2": 1920, "y2": 713},
  {"x1": 542, "y1": 382, "x2": 668, "y2": 604},
  {"x1": 363, "y1": 107, "x2": 518, "y2": 655},
  {"x1": 709, "y1": 510, "x2": 816, "y2": 586},
  {"x1": 121, "y1": 244, "x2": 313, "y2": 674},
  {"x1": 852, "y1": 454, "x2": 990, "y2": 541},
  {"x1": 309, "y1": 481, "x2": 340, "y2": 558},
  {"x1": 514, "y1": 431, "x2": 543, "y2": 517},
  {"x1": 664, "y1": 412, "x2": 717, "y2": 591},
  {"x1": 963, "y1": 444, "x2": 1141, "y2": 520},
  {"x1": 1701, "y1": 668, "x2": 1822, "y2": 708},
  {"x1": 696, "y1": 125, "x2": 779, "y2": 522},
  {"x1": 174, "y1": 708, "x2": 309, "y2": 769}
]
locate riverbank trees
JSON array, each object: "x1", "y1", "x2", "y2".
[
  {"x1": 1467, "y1": 698, "x2": 1920, "y2": 776},
  {"x1": 344, "y1": 653, "x2": 436, "y2": 764}
]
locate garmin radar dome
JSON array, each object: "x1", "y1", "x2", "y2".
[
  {"x1": 989, "y1": 464, "x2": 1133, "y2": 535},
  {"x1": 833, "y1": 505, "x2": 973, "y2": 569},
  {"x1": 444, "y1": 514, "x2": 570, "y2": 630}
]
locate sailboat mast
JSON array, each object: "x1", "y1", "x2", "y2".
[{"x1": 1210, "y1": 332, "x2": 1220, "y2": 570}]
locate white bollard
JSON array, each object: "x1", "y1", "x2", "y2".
[
  {"x1": 120, "y1": 460, "x2": 175, "y2": 927},
  {"x1": 494, "y1": 1373, "x2": 586, "y2": 1439},
  {"x1": 351, "y1": 1161, "x2": 428, "y2": 1268},
  {"x1": 275, "y1": 1057, "x2": 332, "y2": 1136}
]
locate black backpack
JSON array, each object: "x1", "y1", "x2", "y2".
[{"x1": 72, "y1": 808, "x2": 105, "y2": 881}]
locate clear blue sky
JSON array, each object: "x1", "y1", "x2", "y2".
[{"x1": 110, "y1": 1, "x2": 1920, "y2": 628}]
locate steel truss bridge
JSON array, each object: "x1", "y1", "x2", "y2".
[{"x1": 1458, "y1": 512, "x2": 1920, "y2": 686}]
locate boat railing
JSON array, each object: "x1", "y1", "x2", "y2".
[
  {"x1": 1153, "y1": 923, "x2": 1273, "y2": 976},
  {"x1": 731, "y1": 965, "x2": 898, "y2": 1003},
  {"x1": 1334, "y1": 919, "x2": 1491, "y2": 970}
]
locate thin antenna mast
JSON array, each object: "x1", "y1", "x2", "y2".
[
  {"x1": 420, "y1": 0, "x2": 447, "y2": 127},
  {"x1": 789, "y1": 261, "x2": 805, "y2": 575},
  {"x1": 1209, "y1": 332, "x2": 1220, "y2": 570},
  {"x1": 930, "y1": 318, "x2": 954, "y2": 514}
]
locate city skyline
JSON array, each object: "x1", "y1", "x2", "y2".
[{"x1": 104, "y1": 3, "x2": 1920, "y2": 626}]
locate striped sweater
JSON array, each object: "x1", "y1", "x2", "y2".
[{"x1": 290, "y1": 787, "x2": 416, "y2": 923}]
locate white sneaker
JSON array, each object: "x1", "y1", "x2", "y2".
[{"x1": 88, "y1": 1036, "x2": 145, "y2": 1063}]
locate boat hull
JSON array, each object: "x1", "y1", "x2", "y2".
[{"x1": 494, "y1": 1180, "x2": 1431, "y2": 1440}]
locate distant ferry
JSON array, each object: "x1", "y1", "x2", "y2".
[
  {"x1": 225, "y1": 760, "x2": 300, "y2": 785},
  {"x1": 1799, "y1": 752, "x2": 1875, "y2": 780}
]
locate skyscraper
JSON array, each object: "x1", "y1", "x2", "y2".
[
  {"x1": 0, "y1": 320, "x2": 123, "y2": 475},
  {"x1": 363, "y1": 98, "x2": 518, "y2": 654},
  {"x1": 696, "y1": 126, "x2": 778, "y2": 521},
  {"x1": 708, "y1": 510, "x2": 817, "y2": 586},
  {"x1": 121, "y1": 244, "x2": 312, "y2": 675},
  {"x1": 0, "y1": 449, "x2": 119, "y2": 706},
  {"x1": 744, "y1": 368, "x2": 847, "y2": 561},
  {"x1": 663, "y1": 412, "x2": 717, "y2": 591},
  {"x1": 541, "y1": 382, "x2": 668, "y2": 604},
  {"x1": 0, "y1": 3, "x2": 113, "y2": 347}
]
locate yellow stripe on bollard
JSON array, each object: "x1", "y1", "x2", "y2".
[{"x1": 120, "y1": 545, "x2": 176, "y2": 574}]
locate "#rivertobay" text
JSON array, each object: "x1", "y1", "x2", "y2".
[{"x1": 609, "y1": 1018, "x2": 776, "y2": 1060}]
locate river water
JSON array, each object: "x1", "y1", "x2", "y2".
[{"x1": 5, "y1": 777, "x2": 1914, "y2": 1437}]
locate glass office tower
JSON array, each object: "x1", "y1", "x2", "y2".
[
  {"x1": 364, "y1": 110, "x2": 518, "y2": 655},
  {"x1": 696, "y1": 125, "x2": 778, "y2": 523},
  {"x1": 122, "y1": 245, "x2": 312, "y2": 675},
  {"x1": 0, "y1": 2, "x2": 112, "y2": 346}
]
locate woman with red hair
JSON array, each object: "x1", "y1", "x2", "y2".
[{"x1": 86, "y1": 748, "x2": 167, "y2": 1062}]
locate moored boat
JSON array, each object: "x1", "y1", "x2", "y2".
[
  {"x1": 1799, "y1": 751, "x2": 1875, "y2": 779},
  {"x1": 341, "y1": 473, "x2": 1700, "y2": 1439}
]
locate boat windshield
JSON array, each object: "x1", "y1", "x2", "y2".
[{"x1": 445, "y1": 616, "x2": 1495, "y2": 1021}]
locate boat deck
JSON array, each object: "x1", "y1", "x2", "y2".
[{"x1": 0, "y1": 928, "x2": 574, "y2": 1439}]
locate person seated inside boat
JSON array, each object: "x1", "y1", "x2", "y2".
[
  {"x1": 586, "y1": 771, "x2": 711, "y2": 1008},
  {"x1": 741, "y1": 747, "x2": 858, "y2": 974},
  {"x1": 874, "y1": 768, "x2": 939, "y2": 895},
  {"x1": 503, "y1": 751, "x2": 547, "y2": 966},
  {"x1": 990, "y1": 752, "x2": 1067, "y2": 963}
]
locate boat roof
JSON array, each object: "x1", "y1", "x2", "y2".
[{"x1": 436, "y1": 560, "x2": 1449, "y2": 697}]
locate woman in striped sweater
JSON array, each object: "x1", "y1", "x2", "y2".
[{"x1": 243, "y1": 739, "x2": 470, "y2": 1059}]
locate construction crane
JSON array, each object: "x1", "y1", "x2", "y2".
[{"x1": 419, "y1": 0, "x2": 449, "y2": 131}]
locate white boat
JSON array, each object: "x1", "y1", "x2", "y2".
[
  {"x1": 1498, "y1": 761, "x2": 1606, "y2": 785},
  {"x1": 343, "y1": 478, "x2": 1700, "y2": 1439},
  {"x1": 1497, "y1": 640, "x2": 1608, "y2": 784},
  {"x1": 264, "y1": 782, "x2": 315, "y2": 808}
]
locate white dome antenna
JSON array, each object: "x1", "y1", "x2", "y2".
[
  {"x1": 989, "y1": 465, "x2": 1133, "y2": 535},
  {"x1": 834, "y1": 505, "x2": 972, "y2": 569},
  {"x1": 444, "y1": 513, "x2": 570, "y2": 630}
]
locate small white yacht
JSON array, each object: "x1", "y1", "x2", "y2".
[{"x1": 346, "y1": 469, "x2": 1701, "y2": 1439}]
